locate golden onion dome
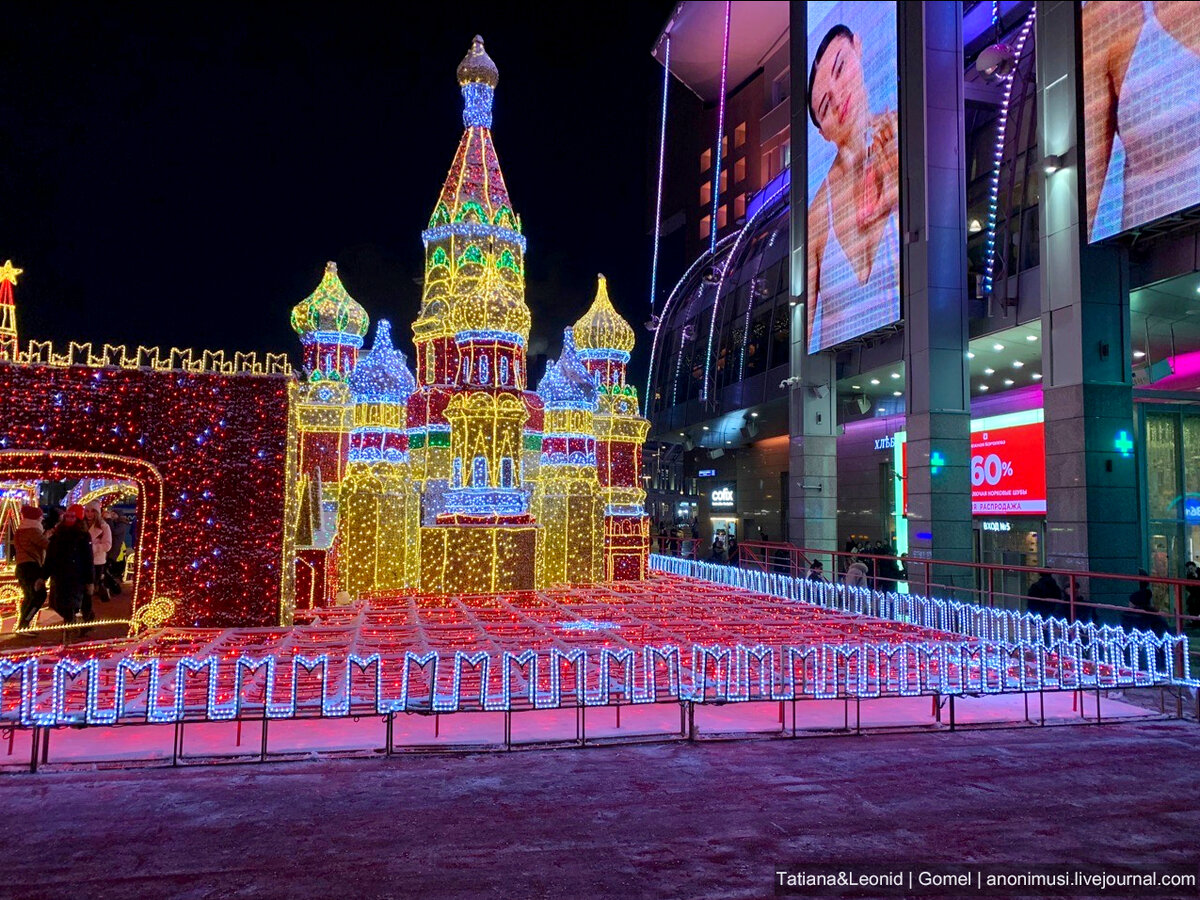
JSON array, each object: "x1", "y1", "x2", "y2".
[
  {"x1": 573, "y1": 274, "x2": 635, "y2": 354},
  {"x1": 290, "y1": 261, "x2": 369, "y2": 338},
  {"x1": 452, "y1": 259, "x2": 531, "y2": 342},
  {"x1": 457, "y1": 35, "x2": 499, "y2": 88}
]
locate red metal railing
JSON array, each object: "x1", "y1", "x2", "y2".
[{"x1": 651, "y1": 535, "x2": 1200, "y2": 642}]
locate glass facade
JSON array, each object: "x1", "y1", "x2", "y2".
[{"x1": 1141, "y1": 408, "x2": 1200, "y2": 588}]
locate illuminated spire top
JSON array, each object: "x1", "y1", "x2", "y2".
[
  {"x1": 290, "y1": 261, "x2": 370, "y2": 339},
  {"x1": 349, "y1": 319, "x2": 416, "y2": 404},
  {"x1": 573, "y1": 275, "x2": 636, "y2": 355},
  {"x1": 457, "y1": 35, "x2": 499, "y2": 89},
  {"x1": 0, "y1": 260, "x2": 23, "y2": 286},
  {"x1": 538, "y1": 328, "x2": 597, "y2": 408}
]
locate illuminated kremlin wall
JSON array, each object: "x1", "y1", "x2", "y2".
[{"x1": 0, "y1": 361, "x2": 291, "y2": 627}]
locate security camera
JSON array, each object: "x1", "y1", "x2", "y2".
[
  {"x1": 977, "y1": 42, "x2": 1016, "y2": 81},
  {"x1": 779, "y1": 375, "x2": 803, "y2": 390}
]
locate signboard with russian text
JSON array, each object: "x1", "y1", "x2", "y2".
[{"x1": 895, "y1": 409, "x2": 1047, "y2": 518}]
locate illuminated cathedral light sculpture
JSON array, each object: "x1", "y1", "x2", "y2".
[
  {"x1": 533, "y1": 327, "x2": 603, "y2": 586},
  {"x1": 289, "y1": 262, "x2": 366, "y2": 603},
  {"x1": 575, "y1": 275, "x2": 651, "y2": 580},
  {"x1": 338, "y1": 319, "x2": 421, "y2": 596},
  {"x1": 293, "y1": 37, "x2": 647, "y2": 600},
  {"x1": 0, "y1": 260, "x2": 23, "y2": 362}
]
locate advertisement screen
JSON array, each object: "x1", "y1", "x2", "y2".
[
  {"x1": 897, "y1": 411, "x2": 1047, "y2": 517},
  {"x1": 806, "y1": 0, "x2": 900, "y2": 353},
  {"x1": 1082, "y1": 2, "x2": 1200, "y2": 241}
]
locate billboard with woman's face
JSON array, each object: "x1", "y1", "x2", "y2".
[
  {"x1": 806, "y1": 0, "x2": 900, "y2": 354},
  {"x1": 1082, "y1": 1, "x2": 1200, "y2": 242}
]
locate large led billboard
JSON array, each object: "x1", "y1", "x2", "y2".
[
  {"x1": 1082, "y1": 1, "x2": 1200, "y2": 241},
  {"x1": 806, "y1": 0, "x2": 900, "y2": 353}
]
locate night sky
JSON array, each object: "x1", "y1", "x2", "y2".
[{"x1": 1, "y1": 3, "x2": 674, "y2": 383}]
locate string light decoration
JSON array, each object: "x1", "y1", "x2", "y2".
[
  {"x1": 0, "y1": 366, "x2": 290, "y2": 627},
  {"x1": 290, "y1": 261, "x2": 368, "y2": 383},
  {"x1": 0, "y1": 568, "x2": 1190, "y2": 728},
  {"x1": 337, "y1": 320, "x2": 420, "y2": 596},
  {"x1": 574, "y1": 276, "x2": 650, "y2": 580},
  {"x1": 0, "y1": 260, "x2": 23, "y2": 361},
  {"x1": 533, "y1": 328, "x2": 603, "y2": 586}
]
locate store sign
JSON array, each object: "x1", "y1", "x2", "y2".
[
  {"x1": 1185, "y1": 499, "x2": 1200, "y2": 524},
  {"x1": 874, "y1": 434, "x2": 895, "y2": 451},
  {"x1": 710, "y1": 485, "x2": 736, "y2": 509},
  {"x1": 698, "y1": 468, "x2": 717, "y2": 477},
  {"x1": 898, "y1": 411, "x2": 1047, "y2": 517},
  {"x1": 980, "y1": 520, "x2": 1012, "y2": 533}
]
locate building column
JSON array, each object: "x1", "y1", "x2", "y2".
[
  {"x1": 787, "y1": 1, "x2": 838, "y2": 557},
  {"x1": 901, "y1": 1, "x2": 973, "y2": 589},
  {"x1": 1037, "y1": 0, "x2": 1139, "y2": 608}
]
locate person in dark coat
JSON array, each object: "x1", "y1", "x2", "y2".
[
  {"x1": 807, "y1": 560, "x2": 828, "y2": 583},
  {"x1": 1123, "y1": 570, "x2": 1166, "y2": 635},
  {"x1": 726, "y1": 533, "x2": 739, "y2": 566},
  {"x1": 44, "y1": 504, "x2": 95, "y2": 624},
  {"x1": 103, "y1": 508, "x2": 130, "y2": 595},
  {"x1": 1027, "y1": 572, "x2": 1065, "y2": 618},
  {"x1": 14, "y1": 506, "x2": 49, "y2": 629},
  {"x1": 1185, "y1": 560, "x2": 1200, "y2": 620},
  {"x1": 874, "y1": 544, "x2": 903, "y2": 594}
]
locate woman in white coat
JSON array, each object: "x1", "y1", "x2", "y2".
[{"x1": 84, "y1": 502, "x2": 113, "y2": 604}]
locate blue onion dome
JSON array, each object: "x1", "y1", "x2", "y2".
[
  {"x1": 537, "y1": 328, "x2": 597, "y2": 407},
  {"x1": 349, "y1": 319, "x2": 417, "y2": 404}
]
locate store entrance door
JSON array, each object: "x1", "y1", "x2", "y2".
[
  {"x1": 974, "y1": 518, "x2": 1044, "y2": 610},
  {"x1": 709, "y1": 516, "x2": 737, "y2": 563}
]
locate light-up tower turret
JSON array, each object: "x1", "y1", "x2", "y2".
[{"x1": 573, "y1": 275, "x2": 650, "y2": 580}]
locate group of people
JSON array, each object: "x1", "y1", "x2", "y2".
[
  {"x1": 1027, "y1": 561, "x2": 1200, "y2": 633},
  {"x1": 12, "y1": 502, "x2": 130, "y2": 631},
  {"x1": 708, "y1": 529, "x2": 740, "y2": 565},
  {"x1": 805, "y1": 539, "x2": 907, "y2": 592}
]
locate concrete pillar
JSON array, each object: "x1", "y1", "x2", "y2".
[
  {"x1": 900, "y1": 1, "x2": 973, "y2": 589},
  {"x1": 787, "y1": 0, "x2": 838, "y2": 558},
  {"x1": 1036, "y1": 0, "x2": 1140, "y2": 610}
]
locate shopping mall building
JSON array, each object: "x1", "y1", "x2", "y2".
[{"x1": 643, "y1": 0, "x2": 1200, "y2": 594}]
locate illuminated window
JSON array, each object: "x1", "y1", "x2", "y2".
[
  {"x1": 472, "y1": 455, "x2": 488, "y2": 487},
  {"x1": 480, "y1": 354, "x2": 489, "y2": 384},
  {"x1": 734, "y1": 193, "x2": 746, "y2": 221},
  {"x1": 452, "y1": 457, "x2": 463, "y2": 487},
  {"x1": 734, "y1": 122, "x2": 746, "y2": 148},
  {"x1": 719, "y1": 170, "x2": 727, "y2": 194},
  {"x1": 699, "y1": 215, "x2": 711, "y2": 240},
  {"x1": 424, "y1": 343, "x2": 434, "y2": 383},
  {"x1": 700, "y1": 182, "x2": 711, "y2": 206},
  {"x1": 717, "y1": 205, "x2": 728, "y2": 230},
  {"x1": 700, "y1": 148, "x2": 712, "y2": 172},
  {"x1": 734, "y1": 157, "x2": 746, "y2": 184},
  {"x1": 762, "y1": 151, "x2": 773, "y2": 181},
  {"x1": 514, "y1": 359, "x2": 521, "y2": 387},
  {"x1": 721, "y1": 135, "x2": 728, "y2": 156},
  {"x1": 782, "y1": 140, "x2": 791, "y2": 168},
  {"x1": 501, "y1": 457, "x2": 514, "y2": 488},
  {"x1": 499, "y1": 356, "x2": 509, "y2": 385}
]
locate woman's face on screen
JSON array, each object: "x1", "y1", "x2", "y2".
[{"x1": 812, "y1": 33, "x2": 866, "y2": 148}]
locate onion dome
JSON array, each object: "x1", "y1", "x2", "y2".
[
  {"x1": 573, "y1": 274, "x2": 635, "y2": 355},
  {"x1": 349, "y1": 319, "x2": 416, "y2": 404},
  {"x1": 537, "y1": 328, "x2": 597, "y2": 408},
  {"x1": 457, "y1": 35, "x2": 499, "y2": 89},
  {"x1": 290, "y1": 261, "x2": 369, "y2": 339}
]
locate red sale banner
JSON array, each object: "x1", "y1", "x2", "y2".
[{"x1": 899, "y1": 419, "x2": 1046, "y2": 516}]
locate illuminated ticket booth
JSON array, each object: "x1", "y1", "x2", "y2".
[
  {"x1": 894, "y1": 409, "x2": 1047, "y2": 602},
  {"x1": 707, "y1": 482, "x2": 738, "y2": 553}
]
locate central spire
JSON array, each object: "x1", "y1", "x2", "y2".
[{"x1": 458, "y1": 35, "x2": 498, "y2": 128}]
